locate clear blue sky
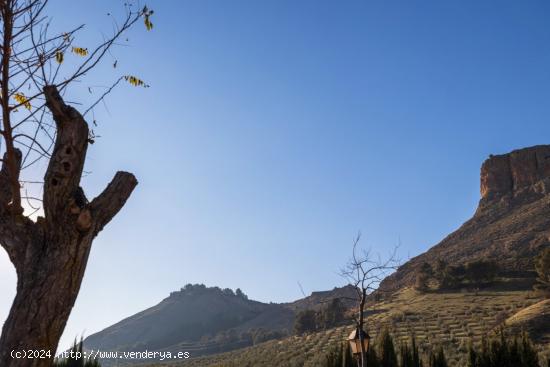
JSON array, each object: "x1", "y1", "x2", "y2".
[{"x1": 1, "y1": 0, "x2": 550, "y2": 352}]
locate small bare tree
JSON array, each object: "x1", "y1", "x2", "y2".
[
  {"x1": 0, "y1": 1, "x2": 153, "y2": 366},
  {"x1": 340, "y1": 232, "x2": 399, "y2": 367}
]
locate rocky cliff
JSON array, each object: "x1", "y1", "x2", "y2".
[
  {"x1": 381, "y1": 145, "x2": 550, "y2": 291},
  {"x1": 480, "y1": 145, "x2": 550, "y2": 204}
]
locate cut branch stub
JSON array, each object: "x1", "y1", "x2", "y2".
[
  {"x1": 90, "y1": 171, "x2": 138, "y2": 234},
  {"x1": 0, "y1": 148, "x2": 22, "y2": 210},
  {"x1": 0, "y1": 149, "x2": 35, "y2": 272}
]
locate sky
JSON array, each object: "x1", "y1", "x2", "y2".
[{"x1": 1, "y1": 0, "x2": 550, "y2": 352}]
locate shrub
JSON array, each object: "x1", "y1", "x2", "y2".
[
  {"x1": 534, "y1": 248, "x2": 550, "y2": 297},
  {"x1": 415, "y1": 262, "x2": 434, "y2": 292},
  {"x1": 294, "y1": 310, "x2": 318, "y2": 335}
]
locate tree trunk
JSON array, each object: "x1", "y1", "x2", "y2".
[
  {"x1": 0, "y1": 86, "x2": 137, "y2": 367},
  {"x1": 359, "y1": 289, "x2": 366, "y2": 367}
]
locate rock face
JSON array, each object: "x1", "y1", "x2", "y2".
[
  {"x1": 480, "y1": 145, "x2": 550, "y2": 202},
  {"x1": 381, "y1": 145, "x2": 550, "y2": 291}
]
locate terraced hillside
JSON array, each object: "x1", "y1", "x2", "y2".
[{"x1": 147, "y1": 286, "x2": 548, "y2": 367}]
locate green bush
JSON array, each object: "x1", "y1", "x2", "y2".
[
  {"x1": 415, "y1": 262, "x2": 434, "y2": 292},
  {"x1": 534, "y1": 248, "x2": 550, "y2": 297}
]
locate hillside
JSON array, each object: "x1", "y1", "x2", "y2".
[
  {"x1": 381, "y1": 145, "x2": 550, "y2": 291},
  {"x1": 143, "y1": 145, "x2": 550, "y2": 366},
  {"x1": 150, "y1": 288, "x2": 547, "y2": 367},
  {"x1": 84, "y1": 285, "x2": 291, "y2": 353},
  {"x1": 83, "y1": 284, "x2": 352, "y2": 364},
  {"x1": 88, "y1": 145, "x2": 550, "y2": 367},
  {"x1": 506, "y1": 299, "x2": 550, "y2": 345}
]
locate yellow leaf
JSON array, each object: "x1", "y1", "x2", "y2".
[
  {"x1": 143, "y1": 7, "x2": 154, "y2": 31},
  {"x1": 124, "y1": 75, "x2": 149, "y2": 88},
  {"x1": 144, "y1": 14, "x2": 153, "y2": 31},
  {"x1": 14, "y1": 93, "x2": 31, "y2": 110},
  {"x1": 55, "y1": 51, "x2": 64, "y2": 63},
  {"x1": 71, "y1": 47, "x2": 88, "y2": 56}
]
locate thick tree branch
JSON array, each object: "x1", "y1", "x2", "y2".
[
  {"x1": 90, "y1": 171, "x2": 137, "y2": 234},
  {"x1": 0, "y1": 148, "x2": 22, "y2": 207},
  {"x1": 42, "y1": 84, "x2": 89, "y2": 222},
  {"x1": 0, "y1": 148, "x2": 33, "y2": 270}
]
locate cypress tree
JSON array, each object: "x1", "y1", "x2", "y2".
[
  {"x1": 478, "y1": 337, "x2": 491, "y2": 367},
  {"x1": 343, "y1": 341, "x2": 355, "y2": 367},
  {"x1": 401, "y1": 342, "x2": 414, "y2": 367},
  {"x1": 53, "y1": 339, "x2": 101, "y2": 367},
  {"x1": 411, "y1": 337, "x2": 422, "y2": 367},
  {"x1": 324, "y1": 343, "x2": 342, "y2": 367},
  {"x1": 468, "y1": 341, "x2": 478, "y2": 367},
  {"x1": 437, "y1": 346, "x2": 448, "y2": 367},
  {"x1": 468, "y1": 332, "x2": 539, "y2": 367},
  {"x1": 367, "y1": 346, "x2": 380, "y2": 367},
  {"x1": 489, "y1": 338, "x2": 506, "y2": 367},
  {"x1": 429, "y1": 347, "x2": 448, "y2": 367},
  {"x1": 520, "y1": 332, "x2": 539, "y2": 367},
  {"x1": 379, "y1": 328, "x2": 398, "y2": 367},
  {"x1": 429, "y1": 351, "x2": 436, "y2": 367},
  {"x1": 508, "y1": 337, "x2": 521, "y2": 367}
]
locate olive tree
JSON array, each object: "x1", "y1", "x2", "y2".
[{"x1": 340, "y1": 233, "x2": 399, "y2": 367}]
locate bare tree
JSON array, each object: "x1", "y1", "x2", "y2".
[
  {"x1": 0, "y1": 1, "x2": 152, "y2": 366},
  {"x1": 340, "y1": 232, "x2": 400, "y2": 367}
]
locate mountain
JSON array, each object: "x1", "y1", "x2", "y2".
[
  {"x1": 84, "y1": 145, "x2": 550, "y2": 366},
  {"x1": 82, "y1": 284, "x2": 352, "y2": 363},
  {"x1": 381, "y1": 145, "x2": 550, "y2": 291},
  {"x1": 163, "y1": 145, "x2": 550, "y2": 367}
]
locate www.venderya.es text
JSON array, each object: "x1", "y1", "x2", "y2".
[{"x1": 57, "y1": 350, "x2": 190, "y2": 361}]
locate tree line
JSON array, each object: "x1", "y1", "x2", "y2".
[
  {"x1": 415, "y1": 247, "x2": 550, "y2": 294},
  {"x1": 322, "y1": 329, "x2": 545, "y2": 367},
  {"x1": 294, "y1": 298, "x2": 347, "y2": 335},
  {"x1": 323, "y1": 329, "x2": 446, "y2": 367},
  {"x1": 415, "y1": 259, "x2": 499, "y2": 291},
  {"x1": 467, "y1": 331, "x2": 543, "y2": 367}
]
